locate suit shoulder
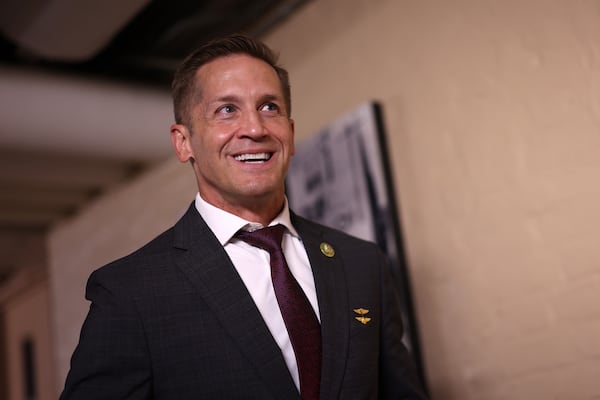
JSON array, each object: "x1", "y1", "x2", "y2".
[{"x1": 90, "y1": 226, "x2": 176, "y2": 284}]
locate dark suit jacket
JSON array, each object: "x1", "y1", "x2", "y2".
[{"x1": 60, "y1": 203, "x2": 427, "y2": 399}]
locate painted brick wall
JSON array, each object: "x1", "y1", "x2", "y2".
[{"x1": 267, "y1": 0, "x2": 600, "y2": 398}]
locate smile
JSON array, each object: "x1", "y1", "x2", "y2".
[{"x1": 234, "y1": 152, "x2": 273, "y2": 163}]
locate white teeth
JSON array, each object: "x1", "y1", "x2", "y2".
[{"x1": 234, "y1": 152, "x2": 271, "y2": 162}]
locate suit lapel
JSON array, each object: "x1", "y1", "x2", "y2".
[
  {"x1": 293, "y1": 214, "x2": 350, "y2": 400},
  {"x1": 172, "y1": 204, "x2": 299, "y2": 400}
]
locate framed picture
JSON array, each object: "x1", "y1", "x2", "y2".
[{"x1": 286, "y1": 101, "x2": 426, "y2": 382}]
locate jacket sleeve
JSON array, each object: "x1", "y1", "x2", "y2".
[
  {"x1": 378, "y1": 253, "x2": 429, "y2": 399},
  {"x1": 60, "y1": 268, "x2": 152, "y2": 400}
]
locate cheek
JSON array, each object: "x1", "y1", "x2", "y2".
[
  {"x1": 268, "y1": 120, "x2": 294, "y2": 146},
  {"x1": 208, "y1": 127, "x2": 237, "y2": 151},
  {"x1": 193, "y1": 131, "x2": 223, "y2": 154}
]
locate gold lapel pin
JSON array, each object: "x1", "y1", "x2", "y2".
[
  {"x1": 320, "y1": 242, "x2": 335, "y2": 257},
  {"x1": 353, "y1": 308, "x2": 371, "y2": 325}
]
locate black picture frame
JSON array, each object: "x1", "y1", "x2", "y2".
[{"x1": 286, "y1": 101, "x2": 427, "y2": 386}]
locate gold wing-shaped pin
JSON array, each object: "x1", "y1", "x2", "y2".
[{"x1": 353, "y1": 308, "x2": 371, "y2": 324}]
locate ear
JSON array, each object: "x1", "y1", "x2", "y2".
[
  {"x1": 170, "y1": 124, "x2": 193, "y2": 163},
  {"x1": 289, "y1": 118, "x2": 296, "y2": 156}
]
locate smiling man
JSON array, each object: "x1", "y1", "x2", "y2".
[
  {"x1": 60, "y1": 34, "x2": 428, "y2": 400},
  {"x1": 170, "y1": 52, "x2": 295, "y2": 226}
]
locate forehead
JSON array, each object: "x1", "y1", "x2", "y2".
[{"x1": 194, "y1": 54, "x2": 283, "y2": 99}]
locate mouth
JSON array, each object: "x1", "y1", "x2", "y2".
[{"x1": 233, "y1": 152, "x2": 273, "y2": 163}]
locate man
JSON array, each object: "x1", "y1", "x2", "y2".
[{"x1": 60, "y1": 34, "x2": 428, "y2": 399}]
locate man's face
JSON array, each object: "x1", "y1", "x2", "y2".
[{"x1": 171, "y1": 54, "x2": 295, "y2": 216}]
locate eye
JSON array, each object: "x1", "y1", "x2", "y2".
[
  {"x1": 217, "y1": 104, "x2": 236, "y2": 115},
  {"x1": 260, "y1": 102, "x2": 280, "y2": 112}
]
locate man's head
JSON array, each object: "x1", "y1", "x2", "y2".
[
  {"x1": 172, "y1": 34, "x2": 291, "y2": 127},
  {"x1": 169, "y1": 35, "x2": 295, "y2": 225}
]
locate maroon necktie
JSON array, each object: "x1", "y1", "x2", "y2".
[{"x1": 236, "y1": 224, "x2": 321, "y2": 400}]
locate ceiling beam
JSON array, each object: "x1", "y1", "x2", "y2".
[{"x1": 0, "y1": 148, "x2": 144, "y2": 188}]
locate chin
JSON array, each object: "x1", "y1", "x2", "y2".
[
  {"x1": 237, "y1": 184, "x2": 282, "y2": 200},
  {"x1": 239, "y1": 179, "x2": 280, "y2": 193}
]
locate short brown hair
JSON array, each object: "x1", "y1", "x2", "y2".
[{"x1": 171, "y1": 34, "x2": 291, "y2": 126}]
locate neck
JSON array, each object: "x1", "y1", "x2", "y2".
[{"x1": 200, "y1": 192, "x2": 286, "y2": 227}]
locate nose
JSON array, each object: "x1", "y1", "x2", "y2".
[{"x1": 239, "y1": 109, "x2": 266, "y2": 138}]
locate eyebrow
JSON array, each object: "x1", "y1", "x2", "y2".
[
  {"x1": 212, "y1": 95, "x2": 240, "y2": 104},
  {"x1": 211, "y1": 93, "x2": 283, "y2": 105},
  {"x1": 259, "y1": 94, "x2": 282, "y2": 103}
]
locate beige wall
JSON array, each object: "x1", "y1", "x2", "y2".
[
  {"x1": 4, "y1": 277, "x2": 55, "y2": 400},
  {"x1": 49, "y1": 159, "x2": 197, "y2": 389},
  {"x1": 49, "y1": 0, "x2": 600, "y2": 398}
]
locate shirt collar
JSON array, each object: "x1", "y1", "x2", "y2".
[{"x1": 194, "y1": 193, "x2": 299, "y2": 245}]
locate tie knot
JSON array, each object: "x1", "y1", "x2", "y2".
[{"x1": 236, "y1": 224, "x2": 286, "y2": 254}]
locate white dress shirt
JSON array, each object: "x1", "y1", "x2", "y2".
[{"x1": 194, "y1": 193, "x2": 320, "y2": 389}]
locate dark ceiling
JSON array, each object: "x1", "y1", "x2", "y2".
[{"x1": 0, "y1": 0, "x2": 307, "y2": 87}]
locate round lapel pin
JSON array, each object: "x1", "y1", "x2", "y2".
[{"x1": 320, "y1": 242, "x2": 335, "y2": 257}]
